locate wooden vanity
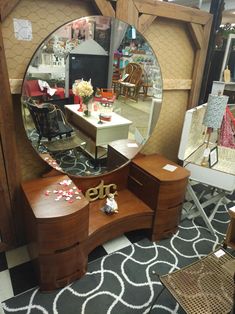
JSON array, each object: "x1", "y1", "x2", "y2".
[{"x1": 22, "y1": 153, "x2": 189, "y2": 291}]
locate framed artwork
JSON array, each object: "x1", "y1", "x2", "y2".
[{"x1": 209, "y1": 146, "x2": 218, "y2": 168}]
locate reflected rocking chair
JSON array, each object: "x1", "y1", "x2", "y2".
[{"x1": 117, "y1": 63, "x2": 143, "y2": 101}]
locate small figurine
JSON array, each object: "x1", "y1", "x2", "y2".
[{"x1": 101, "y1": 193, "x2": 118, "y2": 215}]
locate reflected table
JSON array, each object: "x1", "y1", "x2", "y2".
[{"x1": 65, "y1": 105, "x2": 132, "y2": 164}]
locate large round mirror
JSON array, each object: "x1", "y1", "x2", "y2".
[{"x1": 21, "y1": 16, "x2": 162, "y2": 177}]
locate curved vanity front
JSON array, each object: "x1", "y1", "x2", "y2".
[
  {"x1": 22, "y1": 154, "x2": 189, "y2": 291},
  {"x1": 22, "y1": 175, "x2": 90, "y2": 291}
]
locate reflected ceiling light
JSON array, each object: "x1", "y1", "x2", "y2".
[{"x1": 131, "y1": 27, "x2": 136, "y2": 39}]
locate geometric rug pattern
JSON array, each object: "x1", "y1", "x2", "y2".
[
  {"x1": 2, "y1": 187, "x2": 234, "y2": 314},
  {"x1": 27, "y1": 128, "x2": 107, "y2": 176}
]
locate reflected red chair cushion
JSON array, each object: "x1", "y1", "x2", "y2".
[{"x1": 23, "y1": 80, "x2": 47, "y2": 98}]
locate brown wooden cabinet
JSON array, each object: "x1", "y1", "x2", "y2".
[
  {"x1": 128, "y1": 154, "x2": 189, "y2": 240},
  {"x1": 22, "y1": 154, "x2": 189, "y2": 291},
  {"x1": 22, "y1": 175, "x2": 90, "y2": 291}
]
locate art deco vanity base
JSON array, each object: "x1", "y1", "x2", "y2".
[{"x1": 22, "y1": 154, "x2": 189, "y2": 291}]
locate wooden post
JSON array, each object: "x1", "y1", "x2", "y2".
[
  {"x1": 0, "y1": 22, "x2": 22, "y2": 247},
  {"x1": 0, "y1": 0, "x2": 20, "y2": 22},
  {"x1": 188, "y1": 17, "x2": 213, "y2": 109}
]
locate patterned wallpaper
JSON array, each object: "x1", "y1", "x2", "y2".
[
  {"x1": 142, "y1": 18, "x2": 194, "y2": 160},
  {"x1": 2, "y1": 0, "x2": 194, "y2": 179},
  {"x1": 2, "y1": 0, "x2": 92, "y2": 80}
]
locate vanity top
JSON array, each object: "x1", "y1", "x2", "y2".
[
  {"x1": 132, "y1": 154, "x2": 190, "y2": 182},
  {"x1": 22, "y1": 175, "x2": 89, "y2": 220}
]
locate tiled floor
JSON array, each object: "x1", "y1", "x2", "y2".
[{"x1": 0, "y1": 229, "x2": 149, "y2": 309}]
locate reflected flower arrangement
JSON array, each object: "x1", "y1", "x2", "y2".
[
  {"x1": 72, "y1": 79, "x2": 94, "y2": 115},
  {"x1": 72, "y1": 79, "x2": 93, "y2": 101}
]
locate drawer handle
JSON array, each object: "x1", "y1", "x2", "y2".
[
  {"x1": 129, "y1": 176, "x2": 143, "y2": 186},
  {"x1": 55, "y1": 242, "x2": 80, "y2": 254}
]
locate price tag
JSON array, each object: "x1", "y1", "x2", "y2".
[
  {"x1": 162, "y1": 164, "x2": 177, "y2": 172},
  {"x1": 214, "y1": 249, "x2": 225, "y2": 258},
  {"x1": 203, "y1": 148, "x2": 210, "y2": 158},
  {"x1": 127, "y1": 143, "x2": 138, "y2": 148},
  {"x1": 229, "y1": 206, "x2": 235, "y2": 213}
]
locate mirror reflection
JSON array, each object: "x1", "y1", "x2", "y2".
[{"x1": 22, "y1": 16, "x2": 163, "y2": 176}]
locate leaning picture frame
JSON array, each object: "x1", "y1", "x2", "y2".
[{"x1": 209, "y1": 146, "x2": 218, "y2": 168}]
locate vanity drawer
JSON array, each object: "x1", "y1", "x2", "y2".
[
  {"x1": 128, "y1": 164, "x2": 158, "y2": 209},
  {"x1": 38, "y1": 207, "x2": 89, "y2": 254},
  {"x1": 157, "y1": 179, "x2": 188, "y2": 209},
  {"x1": 39, "y1": 244, "x2": 87, "y2": 291},
  {"x1": 152, "y1": 204, "x2": 183, "y2": 241}
]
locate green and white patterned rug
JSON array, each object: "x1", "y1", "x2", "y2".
[{"x1": 2, "y1": 199, "x2": 234, "y2": 314}]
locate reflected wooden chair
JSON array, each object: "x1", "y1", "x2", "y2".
[
  {"x1": 24, "y1": 99, "x2": 86, "y2": 162},
  {"x1": 151, "y1": 248, "x2": 235, "y2": 313},
  {"x1": 25, "y1": 100, "x2": 73, "y2": 144},
  {"x1": 138, "y1": 68, "x2": 153, "y2": 101},
  {"x1": 114, "y1": 63, "x2": 135, "y2": 95},
  {"x1": 118, "y1": 63, "x2": 143, "y2": 101}
]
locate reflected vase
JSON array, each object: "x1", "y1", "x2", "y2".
[
  {"x1": 83, "y1": 108, "x2": 90, "y2": 117},
  {"x1": 81, "y1": 96, "x2": 92, "y2": 117}
]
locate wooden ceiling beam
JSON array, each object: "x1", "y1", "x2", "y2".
[
  {"x1": 138, "y1": 14, "x2": 156, "y2": 34},
  {"x1": 116, "y1": 0, "x2": 139, "y2": 28},
  {"x1": 93, "y1": 0, "x2": 115, "y2": 17},
  {"x1": 133, "y1": 0, "x2": 211, "y2": 26},
  {"x1": 0, "y1": 0, "x2": 21, "y2": 22}
]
